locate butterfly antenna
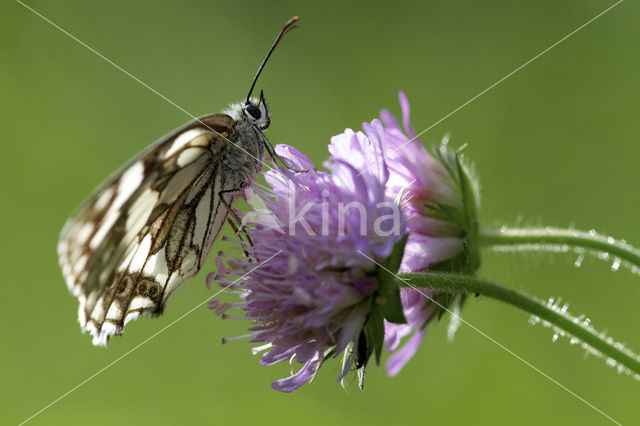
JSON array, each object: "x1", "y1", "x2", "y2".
[{"x1": 246, "y1": 16, "x2": 299, "y2": 104}]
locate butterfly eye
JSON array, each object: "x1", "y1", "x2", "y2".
[{"x1": 245, "y1": 104, "x2": 261, "y2": 120}]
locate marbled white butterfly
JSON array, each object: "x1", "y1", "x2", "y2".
[{"x1": 58, "y1": 17, "x2": 299, "y2": 346}]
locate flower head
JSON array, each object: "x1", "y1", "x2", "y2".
[{"x1": 210, "y1": 146, "x2": 407, "y2": 392}]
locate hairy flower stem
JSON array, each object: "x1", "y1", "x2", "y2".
[
  {"x1": 479, "y1": 227, "x2": 640, "y2": 270},
  {"x1": 399, "y1": 272, "x2": 640, "y2": 375}
]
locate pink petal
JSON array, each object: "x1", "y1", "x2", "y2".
[{"x1": 385, "y1": 329, "x2": 426, "y2": 377}]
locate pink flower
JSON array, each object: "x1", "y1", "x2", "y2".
[{"x1": 210, "y1": 146, "x2": 407, "y2": 392}]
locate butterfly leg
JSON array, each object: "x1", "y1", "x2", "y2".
[{"x1": 219, "y1": 188, "x2": 255, "y2": 260}]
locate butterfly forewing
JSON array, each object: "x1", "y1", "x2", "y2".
[{"x1": 58, "y1": 114, "x2": 240, "y2": 346}]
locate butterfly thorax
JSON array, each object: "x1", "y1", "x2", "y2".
[{"x1": 222, "y1": 115, "x2": 267, "y2": 184}]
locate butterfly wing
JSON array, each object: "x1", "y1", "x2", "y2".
[{"x1": 58, "y1": 114, "x2": 241, "y2": 346}]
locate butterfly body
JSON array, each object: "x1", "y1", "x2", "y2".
[{"x1": 58, "y1": 97, "x2": 270, "y2": 346}]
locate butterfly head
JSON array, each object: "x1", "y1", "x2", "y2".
[
  {"x1": 243, "y1": 90, "x2": 270, "y2": 130},
  {"x1": 224, "y1": 91, "x2": 270, "y2": 130}
]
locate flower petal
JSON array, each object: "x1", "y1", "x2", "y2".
[
  {"x1": 270, "y1": 355, "x2": 321, "y2": 393},
  {"x1": 275, "y1": 144, "x2": 315, "y2": 170},
  {"x1": 398, "y1": 91, "x2": 417, "y2": 139},
  {"x1": 385, "y1": 329, "x2": 426, "y2": 377},
  {"x1": 400, "y1": 234, "x2": 464, "y2": 272}
]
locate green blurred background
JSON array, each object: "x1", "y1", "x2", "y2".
[{"x1": 3, "y1": 0, "x2": 639, "y2": 424}]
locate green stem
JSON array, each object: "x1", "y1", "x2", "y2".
[
  {"x1": 479, "y1": 227, "x2": 640, "y2": 271},
  {"x1": 399, "y1": 272, "x2": 640, "y2": 376}
]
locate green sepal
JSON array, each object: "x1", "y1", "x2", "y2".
[
  {"x1": 454, "y1": 150, "x2": 481, "y2": 272},
  {"x1": 428, "y1": 251, "x2": 476, "y2": 275},
  {"x1": 357, "y1": 365, "x2": 366, "y2": 390},
  {"x1": 375, "y1": 234, "x2": 408, "y2": 324},
  {"x1": 354, "y1": 306, "x2": 381, "y2": 369},
  {"x1": 322, "y1": 347, "x2": 336, "y2": 362},
  {"x1": 362, "y1": 308, "x2": 385, "y2": 365},
  {"x1": 384, "y1": 233, "x2": 408, "y2": 273},
  {"x1": 447, "y1": 293, "x2": 467, "y2": 341},
  {"x1": 434, "y1": 142, "x2": 481, "y2": 273},
  {"x1": 426, "y1": 201, "x2": 468, "y2": 232},
  {"x1": 355, "y1": 235, "x2": 409, "y2": 369}
]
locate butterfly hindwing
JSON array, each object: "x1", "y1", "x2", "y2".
[{"x1": 58, "y1": 114, "x2": 239, "y2": 346}]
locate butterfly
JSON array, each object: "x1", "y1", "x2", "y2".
[{"x1": 58, "y1": 17, "x2": 299, "y2": 346}]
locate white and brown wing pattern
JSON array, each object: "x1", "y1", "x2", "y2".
[{"x1": 58, "y1": 114, "x2": 240, "y2": 346}]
